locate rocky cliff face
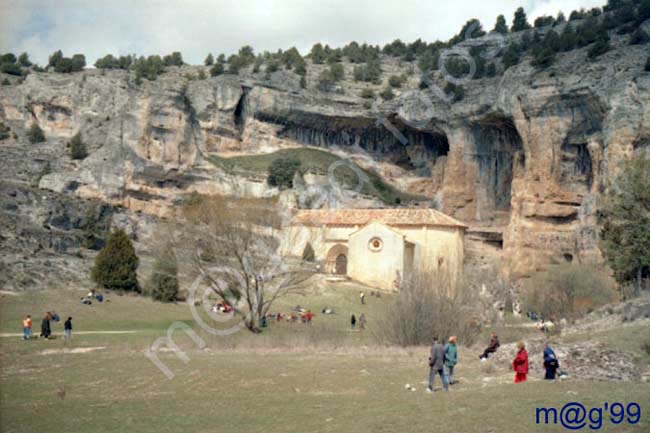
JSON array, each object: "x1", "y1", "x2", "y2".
[{"x1": 1, "y1": 21, "x2": 649, "y2": 289}]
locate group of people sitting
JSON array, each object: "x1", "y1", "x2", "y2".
[
  {"x1": 211, "y1": 301, "x2": 233, "y2": 314},
  {"x1": 80, "y1": 289, "x2": 104, "y2": 305}
]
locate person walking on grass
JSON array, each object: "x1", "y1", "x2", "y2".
[
  {"x1": 360, "y1": 292, "x2": 365, "y2": 305},
  {"x1": 22, "y1": 315, "x2": 32, "y2": 340},
  {"x1": 427, "y1": 336, "x2": 448, "y2": 393},
  {"x1": 351, "y1": 314, "x2": 356, "y2": 329},
  {"x1": 64, "y1": 317, "x2": 72, "y2": 340},
  {"x1": 444, "y1": 336, "x2": 458, "y2": 385},
  {"x1": 512, "y1": 341, "x2": 529, "y2": 383},
  {"x1": 543, "y1": 342, "x2": 559, "y2": 380}
]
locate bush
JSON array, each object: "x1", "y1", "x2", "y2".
[
  {"x1": 204, "y1": 53, "x2": 214, "y2": 66},
  {"x1": 375, "y1": 272, "x2": 480, "y2": 347},
  {"x1": 534, "y1": 15, "x2": 554, "y2": 28},
  {"x1": 444, "y1": 82, "x2": 464, "y2": 102},
  {"x1": 352, "y1": 59, "x2": 382, "y2": 83},
  {"x1": 380, "y1": 86, "x2": 395, "y2": 100},
  {"x1": 91, "y1": 229, "x2": 140, "y2": 292},
  {"x1": 360, "y1": 88, "x2": 375, "y2": 99},
  {"x1": 267, "y1": 156, "x2": 301, "y2": 188},
  {"x1": 162, "y1": 52, "x2": 183, "y2": 67},
  {"x1": 69, "y1": 132, "x2": 87, "y2": 160},
  {"x1": 148, "y1": 252, "x2": 179, "y2": 302},
  {"x1": 560, "y1": 25, "x2": 578, "y2": 51},
  {"x1": 524, "y1": 264, "x2": 617, "y2": 319},
  {"x1": 502, "y1": 44, "x2": 521, "y2": 69},
  {"x1": 531, "y1": 47, "x2": 556, "y2": 68},
  {"x1": 588, "y1": 35, "x2": 611, "y2": 59},
  {"x1": 0, "y1": 62, "x2": 22, "y2": 76},
  {"x1": 486, "y1": 62, "x2": 497, "y2": 77},
  {"x1": 629, "y1": 28, "x2": 650, "y2": 45},
  {"x1": 388, "y1": 74, "x2": 405, "y2": 88},
  {"x1": 646, "y1": 56, "x2": 650, "y2": 71},
  {"x1": 1, "y1": 78, "x2": 10, "y2": 85},
  {"x1": 133, "y1": 55, "x2": 165, "y2": 80},
  {"x1": 0, "y1": 122, "x2": 10, "y2": 140},
  {"x1": 210, "y1": 62, "x2": 224, "y2": 77},
  {"x1": 94, "y1": 54, "x2": 133, "y2": 70},
  {"x1": 27, "y1": 123, "x2": 45, "y2": 143}
]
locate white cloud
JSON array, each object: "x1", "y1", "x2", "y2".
[{"x1": 0, "y1": 0, "x2": 606, "y2": 66}]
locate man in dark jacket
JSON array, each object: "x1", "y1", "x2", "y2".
[
  {"x1": 480, "y1": 332, "x2": 500, "y2": 360},
  {"x1": 427, "y1": 336, "x2": 448, "y2": 393},
  {"x1": 40, "y1": 313, "x2": 51, "y2": 339}
]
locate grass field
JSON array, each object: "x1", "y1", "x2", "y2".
[
  {"x1": 1, "y1": 286, "x2": 649, "y2": 433},
  {"x1": 208, "y1": 147, "x2": 423, "y2": 205}
]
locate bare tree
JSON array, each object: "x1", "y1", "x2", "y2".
[
  {"x1": 376, "y1": 270, "x2": 481, "y2": 347},
  {"x1": 175, "y1": 196, "x2": 314, "y2": 333}
]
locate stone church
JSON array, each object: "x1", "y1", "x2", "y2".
[{"x1": 281, "y1": 209, "x2": 467, "y2": 291}]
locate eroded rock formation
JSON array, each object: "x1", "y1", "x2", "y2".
[{"x1": 1, "y1": 21, "x2": 649, "y2": 289}]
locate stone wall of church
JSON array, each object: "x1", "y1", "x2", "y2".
[{"x1": 348, "y1": 222, "x2": 405, "y2": 291}]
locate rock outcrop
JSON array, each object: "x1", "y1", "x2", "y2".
[{"x1": 1, "y1": 19, "x2": 649, "y2": 289}]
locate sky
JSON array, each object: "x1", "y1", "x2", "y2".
[{"x1": 0, "y1": 0, "x2": 605, "y2": 66}]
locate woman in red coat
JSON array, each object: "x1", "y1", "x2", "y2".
[{"x1": 512, "y1": 341, "x2": 529, "y2": 383}]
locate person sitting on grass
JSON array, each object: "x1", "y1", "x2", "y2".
[
  {"x1": 479, "y1": 332, "x2": 500, "y2": 360},
  {"x1": 512, "y1": 341, "x2": 529, "y2": 384},
  {"x1": 427, "y1": 336, "x2": 448, "y2": 393},
  {"x1": 444, "y1": 336, "x2": 458, "y2": 385}
]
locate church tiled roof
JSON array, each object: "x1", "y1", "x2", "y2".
[{"x1": 290, "y1": 208, "x2": 467, "y2": 229}]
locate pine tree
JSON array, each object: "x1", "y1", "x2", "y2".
[
  {"x1": 148, "y1": 252, "x2": 179, "y2": 302},
  {"x1": 204, "y1": 53, "x2": 214, "y2": 66},
  {"x1": 502, "y1": 44, "x2": 520, "y2": 70},
  {"x1": 27, "y1": 123, "x2": 45, "y2": 143},
  {"x1": 511, "y1": 7, "x2": 531, "y2": 32},
  {"x1": 645, "y1": 56, "x2": 650, "y2": 71},
  {"x1": 91, "y1": 229, "x2": 140, "y2": 292},
  {"x1": 69, "y1": 132, "x2": 87, "y2": 160},
  {"x1": 493, "y1": 15, "x2": 508, "y2": 34},
  {"x1": 599, "y1": 157, "x2": 650, "y2": 295},
  {"x1": 210, "y1": 63, "x2": 224, "y2": 77}
]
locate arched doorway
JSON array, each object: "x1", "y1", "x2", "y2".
[
  {"x1": 335, "y1": 254, "x2": 347, "y2": 275},
  {"x1": 326, "y1": 244, "x2": 348, "y2": 275}
]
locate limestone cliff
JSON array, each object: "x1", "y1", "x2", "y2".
[{"x1": 1, "y1": 20, "x2": 649, "y2": 289}]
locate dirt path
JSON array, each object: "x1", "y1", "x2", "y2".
[{"x1": 0, "y1": 330, "x2": 146, "y2": 338}]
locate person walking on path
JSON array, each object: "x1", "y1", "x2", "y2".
[
  {"x1": 444, "y1": 336, "x2": 458, "y2": 385},
  {"x1": 22, "y1": 315, "x2": 32, "y2": 340},
  {"x1": 351, "y1": 314, "x2": 356, "y2": 329},
  {"x1": 360, "y1": 292, "x2": 365, "y2": 305},
  {"x1": 543, "y1": 343, "x2": 559, "y2": 380},
  {"x1": 64, "y1": 317, "x2": 72, "y2": 340},
  {"x1": 479, "y1": 332, "x2": 500, "y2": 360},
  {"x1": 427, "y1": 336, "x2": 448, "y2": 393},
  {"x1": 512, "y1": 341, "x2": 529, "y2": 383}
]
